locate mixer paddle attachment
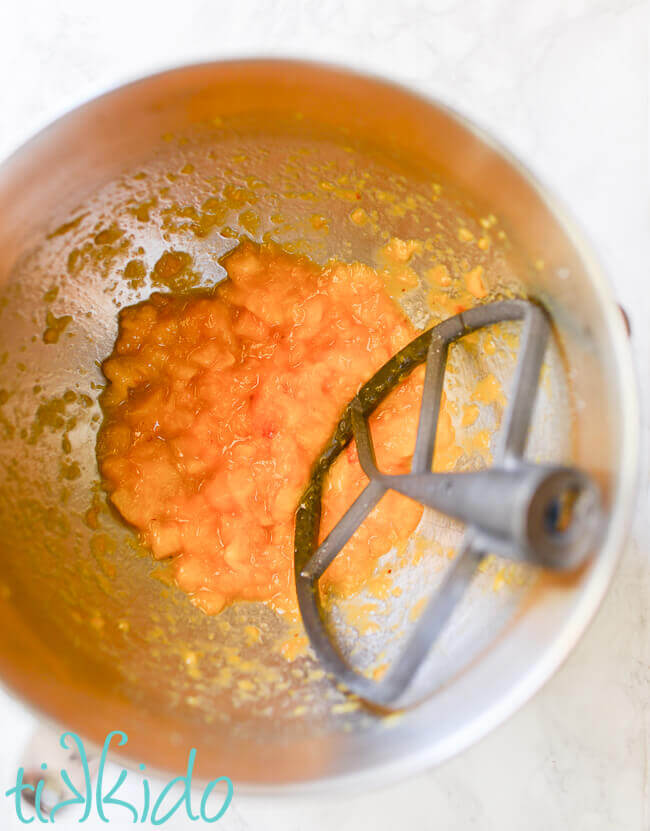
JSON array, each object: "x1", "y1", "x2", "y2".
[{"x1": 294, "y1": 299, "x2": 602, "y2": 708}]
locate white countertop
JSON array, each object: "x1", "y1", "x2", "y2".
[{"x1": 0, "y1": 1, "x2": 647, "y2": 828}]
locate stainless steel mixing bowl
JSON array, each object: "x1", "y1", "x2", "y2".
[{"x1": 0, "y1": 60, "x2": 638, "y2": 790}]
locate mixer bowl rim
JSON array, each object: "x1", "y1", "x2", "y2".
[{"x1": 0, "y1": 57, "x2": 640, "y2": 795}]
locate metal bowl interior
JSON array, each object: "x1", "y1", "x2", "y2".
[{"x1": 0, "y1": 60, "x2": 637, "y2": 790}]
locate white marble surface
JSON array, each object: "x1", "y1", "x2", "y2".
[{"x1": 0, "y1": 0, "x2": 647, "y2": 828}]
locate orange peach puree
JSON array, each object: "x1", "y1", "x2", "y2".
[{"x1": 98, "y1": 242, "x2": 457, "y2": 616}]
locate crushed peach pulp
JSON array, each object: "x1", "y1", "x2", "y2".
[{"x1": 98, "y1": 242, "x2": 458, "y2": 616}]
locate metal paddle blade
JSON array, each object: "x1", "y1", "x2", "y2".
[{"x1": 294, "y1": 299, "x2": 601, "y2": 708}]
